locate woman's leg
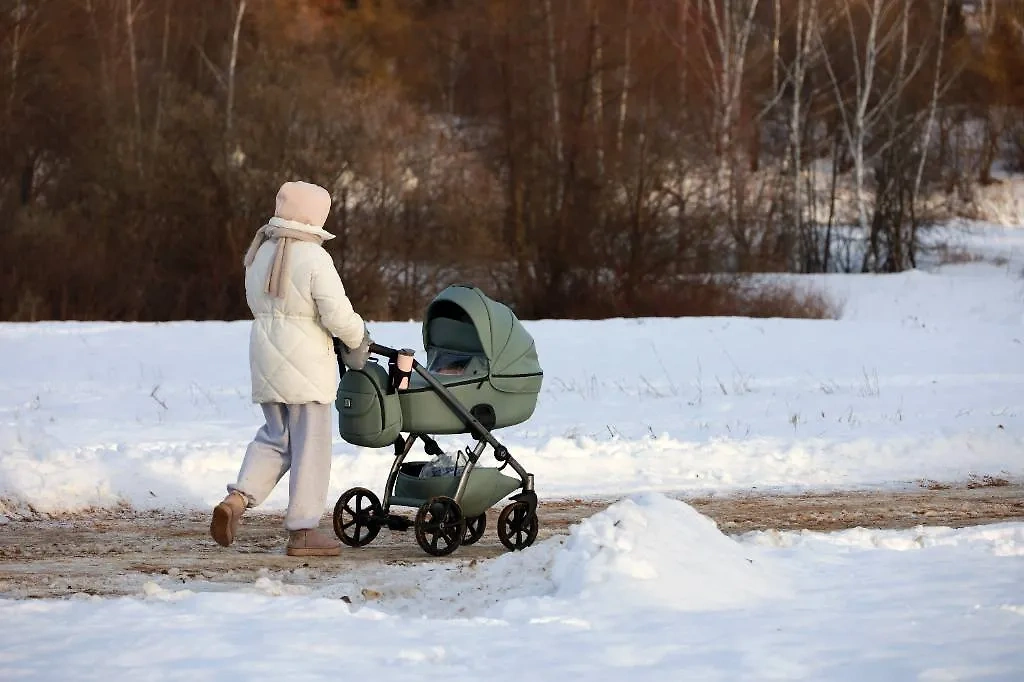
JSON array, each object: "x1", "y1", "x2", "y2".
[
  {"x1": 212, "y1": 403, "x2": 290, "y2": 546},
  {"x1": 230, "y1": 403, "x2": 291, "y2": 505},
  {"x1": 282, "y1": 402, "x2": 334, "y2": 531}
]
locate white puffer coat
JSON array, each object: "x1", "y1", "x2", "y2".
[{"x1": 244, "y1": 223, "x2": 365, "y2": 405}]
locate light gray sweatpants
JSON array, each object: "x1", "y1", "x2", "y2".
[{"x1": 229, "y1": 402, "x2": 333, "y2": 531}]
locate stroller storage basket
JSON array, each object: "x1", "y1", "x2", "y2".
[{"x1": 392, "y1": 462, "x2": 522, "y2": 519}]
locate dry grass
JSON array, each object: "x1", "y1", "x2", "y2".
[
  {"x1": 930, "y1": 242, "x2": 1009, "y2": 268},
  {"x1": 933, "y1": 243, "x2": 987, "y2": 265},
  {"x1": 557, "y1": 276, "x2": 841, "y2": 320},
  {"x1": 966, "y1": 473, "x2": 1012, "y2": 489},
  {"x1": 917, "y1": 479, "x2": 953, "y2": 490},
  {"x1": 737, "y1": 282, "x2": 842, "y2": 320}
]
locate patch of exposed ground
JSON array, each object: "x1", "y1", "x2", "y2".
[{"x1": 1, "y1": 483, "x2": 1021, "y2": 599}]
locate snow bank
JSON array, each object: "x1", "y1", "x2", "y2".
[
  {"x1": 317, "y1": 494, "x2": 785, "y2": 619},
  {"x1": 548, "y1": 493, "x2": 784, "y2": 610}
]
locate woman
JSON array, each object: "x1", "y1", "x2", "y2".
[{"x1": 210, "y1": 180, "x2": 370, "y2": 557}]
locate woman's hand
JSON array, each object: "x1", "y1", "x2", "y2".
[{"x1": 339, "y1": 327, "x2": 372, "y2": 370}]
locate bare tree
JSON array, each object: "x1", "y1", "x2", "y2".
[
  {"x1": 542, "y1": 0, "x2": 564, "y2": 196},
  {"x1": 783, "y1": 0, "x2": 824, "y2": 270},
  {"x1": 6, "y1": 0, "x2": 26, "y2": 120},
  {"x1": 616, "y1": 0, "x2": 634, "y2": 156},
  {"x1": 696, "y1": 0, "x2": 762, "y2": 265},
  {"x1": 226, "y1": 0, "x2": 246, "y2": 136},
  {"x1": 914, "y1": 0, "x2": 952, "y2": 204},
  {"x1": 702, "y1": 0, "x2": 761, "y2": 173},
  {"x1": 150, "y1": 0, "x2": 171, "y2": 155},
  {"x1": 816, "y1": 0, "x2": 932, "y2": 271},
  {"x1": 586, "y1": 0, "x2": 605, "y2": 179},
  {"x1": 0, "y1": 0, "x2": 1012, "y2": 320},
  {"x1": 124, "y1": 0, "x2": 143, "y2": 170}
]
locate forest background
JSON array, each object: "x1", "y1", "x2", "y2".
[{"x1": 2, "y1": 0, "x2": 1023, "y2": 322}]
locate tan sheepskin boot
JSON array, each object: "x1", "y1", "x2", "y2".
[
  {"x1": 286, "y1": 529, "x2": 341, "y2": 557},
  {"x1": 209, "y1": 491, "x2": 247, "y2": 547}
]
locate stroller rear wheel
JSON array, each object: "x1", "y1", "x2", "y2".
[
  {"x1": 333, "y1": 487, "x2": 383, "y2": 547},
  {"x1": 414, "y1": 496, "x2": 466, "y2": 556},
  {"x1": 497, "y1": 501, "x2": 539, "y2": 551},
  {"x1": 462, "y1": 513, "x2": 487, "y2": 546}
]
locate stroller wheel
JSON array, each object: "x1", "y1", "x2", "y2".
[
  {"x1": 333, "y1": 487, "x2": 383, "y2": 547},
  {"x1": 414, "y1": 496, "x2": 466, "y2": 557},
  {"x1": 462, "y1": 513, "x2": 487, "y2": 546},
  {"x1": 497, "y1": 501, "x2": 539, "y2": 551}
]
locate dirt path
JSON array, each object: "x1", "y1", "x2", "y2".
[{"x1": 2, "y1": 484, "x2": 1022, "y2": 599}]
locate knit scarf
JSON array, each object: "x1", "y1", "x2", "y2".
[{"x1": 243, "y1": 219, "x2": 324, "y2": 298}]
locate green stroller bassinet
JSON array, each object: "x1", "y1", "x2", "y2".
[{"x1": 333, "y1": 285, "x2": 543, "y2": 556}]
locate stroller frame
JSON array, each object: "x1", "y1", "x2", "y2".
[{"x1": 333, "y1": 342, "x2": 540, "y2": 556}]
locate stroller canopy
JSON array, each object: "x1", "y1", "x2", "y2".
[{"x1": 423, "y1": 285, "x2": 542, "y2": 393}]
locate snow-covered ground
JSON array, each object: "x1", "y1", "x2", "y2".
[
  {"x1": 2, "y1": 493, "x2": 1022, "y2": 680},
  {"x1": 1, "y1": 222, "x2": 1023, "y2": 680},
  {"x1": 2, "y1": 224, "x2": 1022, "y2": 515}
]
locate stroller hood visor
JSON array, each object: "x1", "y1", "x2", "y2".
[{"x1": 422, "y1": 285, "x2": 543, "y2": 386}]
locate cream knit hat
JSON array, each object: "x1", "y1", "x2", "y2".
[
  {"x1": 274, "y1": 181, "x2": 332, "y2": 232},
  {"x1": 243, "y1": 181, "x2": 337, "y2": 295}
]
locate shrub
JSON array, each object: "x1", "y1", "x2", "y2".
[{"x1": 539, "y1": 275, "x2": 840, "y2": 320}]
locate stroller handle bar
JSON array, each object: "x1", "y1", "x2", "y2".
[
  {"x1": 366, "y1": 343, "x2": 513, "y2": 463},
  {"x1": 368, "y1": 342, "x2": 399, "y2": 358}
]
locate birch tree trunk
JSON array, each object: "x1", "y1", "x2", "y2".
[
  {"x1": 853, "y1": 0, "x2": 883, "y2": 272},
  {"x1": 124, "y1": 0, "x2": 143, "y2": 170},
  {"x1": 909, "y1": 0, "x2": 951, "y2": 269},
  {"x1": 542, "y1": 0, "x2": 563, "y2": 173},
  {"x1": 7, "y1": 0, "x2": 25, "y2": 121},
  {"x1": 616, "y1": 0, "x2": 634, "y2": 156},
  {"x1": 818, "y1": 0, "x2": 934, "y2": 271},
  {"x1": 818, "y1": 0, "x2": 891, "y2": 271},
  {"x1": 787, "y1": 0, "x2": 819, "y2": 270},
  {"x1": 587, "y1": 0, "x2": 604, "y2": 180},
  {"x1": 83, "y1": 0, "x2": 114, "y2": 122},
  {"x1": 701, "y1": 0, "x2": 761, "y2": 259},
  {"x1": 226, "y1": 0, "x2": 248, "y2": 136},
  {"x1": 705, "y1": 0, "x2": 760, "y2": 164},
  {"x1": 151, "y1": 0, "x2": 171, "y2": 155},
  {"x1": 772, "y1": 0, "x2": 781, "y2": 97},
  {"x1": 913, "y1": 0, "x2": 950, "y2": 201}
]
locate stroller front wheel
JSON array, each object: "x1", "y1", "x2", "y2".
[
  {"x1": 497, "y1": 501, "x2": 539, "y2": 551},
  {"x1": 333, "y1": 487, "x2": 383, "y2": 547},
  {"x1": 414, "y1": 496, "x2": 466, "y2": 557}
]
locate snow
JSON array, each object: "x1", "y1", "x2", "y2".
[
  {"x1": 1, "y1": 494, "x2": 1022, "y2": 680},
  {"x1": 746, "y1": 519, "x2": 1024, "y2": 556},
  {"x1": 546, "y1": 493, "x2": 786, "y2": 610},
  {"x1": 2, "y1": 255, "x2": 1022, "y2": 515},
  {"x1": 2, "y1": 226, "x2": 1024, "y2": 679}
]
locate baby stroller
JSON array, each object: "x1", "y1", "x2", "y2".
[{"x1": 332, "y1": 284, "x2": 543, "y2": 556}]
